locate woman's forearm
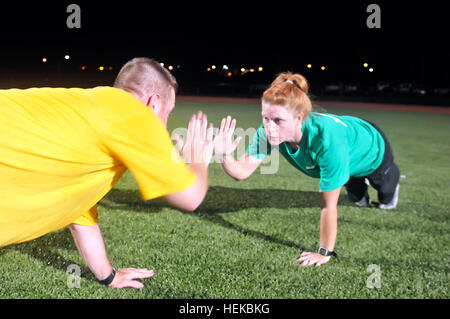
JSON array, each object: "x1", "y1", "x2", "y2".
[
  {"x1": 220, "y1": 153, "x2": 263, "y2": 181},
  {"x1": 319, "y1": 207, "x2": 338, "y2": 251},
  {"x1": 220, "y1": 154, "x2": 247, "y2": 181}
]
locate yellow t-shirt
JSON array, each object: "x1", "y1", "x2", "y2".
[{"x1": 0, "y1": 87, "x2": 196, "y2": 247}]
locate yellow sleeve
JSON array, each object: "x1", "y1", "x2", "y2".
[
  {"x1": 71, "y1": 205, "x2": 99, "y2": 226},
  {"x1": 101, "y1": 114, "x2": 197, "y2": 201}
]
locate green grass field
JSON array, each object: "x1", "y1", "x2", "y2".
[{"x1": 0, "y1": 100, "x2": 449, "y2": 299}]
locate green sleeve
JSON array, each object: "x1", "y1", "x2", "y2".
[
  {"x1": 246, "y1": 124, "x2": 272, "y2": 159},
  {"x1": 315, "y1": 140, "x2": 350, "y2": 192}
]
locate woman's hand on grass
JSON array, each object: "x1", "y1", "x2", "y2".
[{"x1": 298, "y1": 252, "x2": 331, "y2": 267}]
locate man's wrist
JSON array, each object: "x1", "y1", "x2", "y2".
[{"x1": 98, "y1": 267, "x2": 116, "y2": 286}]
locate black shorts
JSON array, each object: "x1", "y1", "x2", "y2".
[{"x1": 344, "y1": 121, "x2": 400, "y2": 204}]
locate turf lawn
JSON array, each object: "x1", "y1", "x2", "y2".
[{"x1": 0, "y1": 100, "x2": 448, "y2": 299}]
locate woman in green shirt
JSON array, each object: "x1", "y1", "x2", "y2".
[{"x1": 214, "y1": 72, "x2": 400, "y2": 267}]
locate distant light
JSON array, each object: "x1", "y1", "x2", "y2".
[
  {"x1": 108, "y1": 66, "x2": 113, "y2": 70},
  {"x1": 369, "y1": 67, "x2": 374, "y2": 72},
  {"x1": 227, "y1": 72, "x2": 232, "y2": 77},
  {"x1": 42, "y1": 58, "x2": 47, "y2": 63},
  {"x1": 207, "y1": 67, "x2": 211, "y2": 72},
  {"x1": 64, "y1": 55, "x2": 70, "y2": 60},
  {"x1": 321, "y1": 66, "x2": 326, "y2": 71},
  {"x1": 160, "y1": 62, "x2": 164, "y2": 67},
  {"x1": 307, "y1": 64, "x2": 312, "y2": 69},
  {"x1": 258, "y1": 66, "x2": 263, "y2": 72},
  {"x1": 250, "y1": 68, "x2": 255, "y2": 73},
  {"x1": 240, "y1": 68, "x2": 246, "y2": 72},
  {"x1": 363, "y1": 62, "x2": 369, "y2": 68},
  {"x1": 222, "y1": 65, "x2": 229, "y2": 70},
  {"x1": 81, "y1": 66, "x2": 86, "y2": 70},
  {"x1": 211, "y1": 65, "x2": 216, "y2": 70},
  {"x1": 168, "y1": 65, "x2": 174, "y2": 71},
  {"x1": 99, "y1": 66, "x2": 104, "y2": 71}
]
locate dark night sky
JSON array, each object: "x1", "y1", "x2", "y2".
[{"x1": 0, "y1": 1, "x2": 448, "y2": 87}]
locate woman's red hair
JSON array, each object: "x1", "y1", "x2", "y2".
[{"x1": 262, "y1": 72, "x2": 312, "y2": 118}]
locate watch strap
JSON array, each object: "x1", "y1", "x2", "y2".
[
  {"x1": 318, "y1": 247, "x2": 338, "y2": 258},
  {"x1": 98, "y1": 268, "x2": 116, "y2": 286}
]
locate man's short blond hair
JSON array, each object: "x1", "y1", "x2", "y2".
[{"x1": 113, "y1": 57, "x2": 178, "y2": 101}]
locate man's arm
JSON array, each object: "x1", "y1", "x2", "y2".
[
  {"x1": 68, "y1": 113, "x2": 213, "y2": 288},
  {"x1": 298, "y1": 187, "x2": 341, "y2": 267},
  {"x1": 163, "y1": 162, "x2": 209, "y2": 211},
  {"x1": 69, "y1": 223, "x2": 154, "y2": 288},
  {"x1": 164, "y1": 112, "x2": 214, "y2": 211}
]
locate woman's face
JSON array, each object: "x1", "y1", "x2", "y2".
[{"x1": 261, "y1": 102, "x2": 303, "y2": 145}]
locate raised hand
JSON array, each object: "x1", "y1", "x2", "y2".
[
  {"x1": 175, "y1": 111, "x2": 214, "y2": 165},
  {"x1": 214, "y1": 115, "x2": 242, "y2": 158}
]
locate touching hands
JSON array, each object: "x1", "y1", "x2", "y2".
[
  {"x1": 174, "y1": 113, "x2": 241, "y2": 163},
  {"x1": 174, "y1": 111, "x2": 214, "y2": 165},
  {"x1": 213, "y1": 115, "x2": 242, "y2": 158}
]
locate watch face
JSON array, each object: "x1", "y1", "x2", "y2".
[{"x1": 318, "y1": 247, "x2": 328, "y2": 256}]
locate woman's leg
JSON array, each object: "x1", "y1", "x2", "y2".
[
  {"x1": 366, "y1": 122, "x2": 401, "y2": 208},
  {"x1": 344, "y1": 177, "x2": 370, "y2": 206}
]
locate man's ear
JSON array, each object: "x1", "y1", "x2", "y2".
[{"x1": 146, "y1": 93, "x2": 161, "y2": 111}]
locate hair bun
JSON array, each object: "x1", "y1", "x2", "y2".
[
  {"x1": 273, "y1": 72, "x2": 309, "y2": 94},
  {"x1": 290, "y1": 74, "x2": 309, "y2": 94}
]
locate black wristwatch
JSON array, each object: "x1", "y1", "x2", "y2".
[
  {"x1": 98, "y1": 268, "x2": 116, "y2": 286},
  {"x1": 318, "y1": 247, "x2": 338, "y2": 258}
]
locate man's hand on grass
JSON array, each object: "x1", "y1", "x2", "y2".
[
  {"x1": 298, "y1": 252, "x2": 331, "y2": 267},
  {"x1": 108, "y1": 268, "x2": 155, "y2": 289}
]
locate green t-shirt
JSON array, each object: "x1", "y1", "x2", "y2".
[{"x1": 246, "y1": 112, "x2": 385, "y2": 191}]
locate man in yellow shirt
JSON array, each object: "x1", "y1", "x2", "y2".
[{"x1": 0, "y1": 57, "x2": 214, "y2": 288}]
